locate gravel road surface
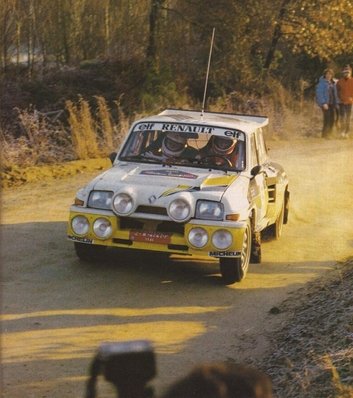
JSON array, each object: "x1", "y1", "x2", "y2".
[{"x1": 1, "y1": 138, "x2": 352, "y2": 398}]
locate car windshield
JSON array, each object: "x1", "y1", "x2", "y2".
[{"x1": 119, "y1": 122, "x2": 246, "y2": 171}]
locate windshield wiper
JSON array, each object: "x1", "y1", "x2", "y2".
[
  {"x1": 120, "y1": 155, "x2": 142, "y2": 161},
  {"x1": 120, "y1": 155, "x2": 159, "y2": 164}
]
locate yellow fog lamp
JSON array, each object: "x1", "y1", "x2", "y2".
[
  {"x1": 71, "y1": 215, "x2": 90, "y2": 235},
  {"x1": 212, "y1": 229, "x2": 233, "y2": 250},
  {"x1": 93, "y1": 218, "x2": 112, "y2": 239}
]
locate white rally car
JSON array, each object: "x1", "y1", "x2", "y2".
[{"x1": 68, "y1": 109, "x2": 289, "y2": 284}]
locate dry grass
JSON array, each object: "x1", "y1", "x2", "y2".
[
  {"x1": 211, "y1": 82, "x2": 322, "y2": 140},
  {"x1": 65, "y1": 96, "x2": 129, "y2": 160},
  {"x1": 114, "y1": 96, "x2": 131, "y2": 150},
  {"x1": 1, "y1": 109, "x2": 74, "y2": 169},
  {"x1": 95, "y1": 96, "x2": 115, "y2": 152},
  {"x1": 66, "y1": 97, "x2": 100, "y2": 159},
  {"x1": 1, "y1": 96, "x2": 130, "y2": 171},
  {"x1": 323, "y1": 355, "x2": 353, "y2": 398}
]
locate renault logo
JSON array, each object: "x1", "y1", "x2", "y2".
[{"x1": 148, "y1": 195, "x2": 157, "y2": 204}]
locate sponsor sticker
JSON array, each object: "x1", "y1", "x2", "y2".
[
  {"x1": 133, "y1": 122, "x2": 245, "y2": 140},
  {"x1": 130, "y1": 230, "x2": 172, "y2": 244},
  {"x1": 68, "y1": 235, "x2": 93, "y2": 244},
  {"x1": 209, "y1": 251, "x2": 241, "y2": 257}
]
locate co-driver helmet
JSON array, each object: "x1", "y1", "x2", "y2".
[{"x1": 212, "y1": 136, "x2": 237, "y2": 155}]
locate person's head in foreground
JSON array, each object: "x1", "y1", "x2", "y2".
[{"x1": 161, "y1": 362, "x2": 273, "y2": 398}]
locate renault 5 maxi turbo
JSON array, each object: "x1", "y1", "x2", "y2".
[{"x1": 67, "y1": 108, "x2": 289, "y2": 284}]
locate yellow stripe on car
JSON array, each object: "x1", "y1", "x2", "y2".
[
  {"x1": 201, "y1": 175, "x2": 238, "y2": 188},
  {"x1": 160, "y1": 185, "x2": 193, "y2": 197}
]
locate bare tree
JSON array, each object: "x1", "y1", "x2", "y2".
[{"x1": 0, "y1": 0, "x2": 16, "y2": 71}]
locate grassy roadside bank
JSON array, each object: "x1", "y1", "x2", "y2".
[
  {"x1": 1, "y1": 157, "x2": 111, "y2": 188},
  {"x1": 255, "y1": 258, "x2": 353, "y2": 398}
]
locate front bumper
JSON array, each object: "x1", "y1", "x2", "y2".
[{"x1": 67, "y1": 207, "x2": 247, "y2": 258}]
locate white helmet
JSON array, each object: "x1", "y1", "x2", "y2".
[
  {"x1": 212, "y1": 136, "x2": 237, "y2": 155},
  {"x1": 162, "y1": 132, "x2": 187, "y2": 157}
]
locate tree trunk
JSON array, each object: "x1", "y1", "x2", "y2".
[
  {"x1": 27, "y1": 0, "x2": 35, "y2": 78},
  {"x1": 146, "y1": 0, "x2": 165, "y2": 67},
  {"x1": 16, "y1": 21, "x2": 20, "y2": 66},
  {"x1": 263, "y1": 0, "x2": 292, "y2": 70},
  {"x1": 1, "y1": 1, "x2": 13, "y2": 72},
  {"x1": 104, "y1": 1, "x2": 110, "y2": 58},
  {"x1": 59, "y1": 0, "x2": 70, "y2": 64}
]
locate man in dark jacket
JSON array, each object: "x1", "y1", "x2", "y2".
[{"x1": 315, "y1": 68, "x2": 339, "y2": 138}]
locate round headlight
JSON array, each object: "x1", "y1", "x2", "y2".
[
  {"x1": 168, "y1": 198, "x2": 191, "y2": 222},
  {"x1": 188, "y1": 227, "x2": 208, "y2": 248},
  {"x1": 72, "y1": 215, "x2": 89, "y2": 235},
  {"x1": 212, "y1": 230, "x2": 232, "y2": 250},
  {"x1": 112, "y1": 193, "x2": 134, "y2": 215},
  {"x1": 93, "y1": 218, "x2": 112, "y2": 239}
]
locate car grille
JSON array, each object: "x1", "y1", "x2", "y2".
[
  {"x1": 120, "y1": 217, "x2": 144, "y2": 230},
  {"x1": 135, "y1": 205, "x2": 168, "y2": 216},
  {"x1": 119, "y1": 217, "x2": 185, "y2": 235}
]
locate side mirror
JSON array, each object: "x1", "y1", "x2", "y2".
[
  {"x1": 109, "y1": 152, "x2": 117, "y2": 164},
  {"x1": 251, "y1": 165, "x2": 262, "y2": 178}
]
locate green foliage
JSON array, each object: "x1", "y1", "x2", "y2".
[{"x1": 140, "y1": 64, "x2": 189, "y2": 112}]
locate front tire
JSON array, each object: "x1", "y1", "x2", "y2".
[
  {"x1": 74, "y1": 242, "x2": 106, "y2": 262},
  {"x1": 219, "y1": 221, "x2": 252, "y2": 284},
  {"x1": 250, "y1": 230, "x2": 262, "y2": 263}
]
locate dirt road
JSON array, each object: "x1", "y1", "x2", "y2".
[{"x1": 1, "y1": 138, "x2": 352, "y2": 398}]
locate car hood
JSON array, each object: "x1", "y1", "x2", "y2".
[{"x1": 90, "y1": 162, "x2": 240, "y2": 200}]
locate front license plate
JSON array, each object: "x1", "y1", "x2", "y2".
[
  {"x1": 68, "y1": 235, "x2": 93, "y2": 244},
  {"x1": 129, "y1": 230, "x2": 172, "y2": 244}
]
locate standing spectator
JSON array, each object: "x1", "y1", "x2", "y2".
[
  {"x1": 337, "y1": 65, "x2": 353, "y2": 138},
  {"x1": 315, "y1": 68, "x2": 339, "y2": 138}
]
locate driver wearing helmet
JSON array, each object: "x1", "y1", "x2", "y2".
[
  {"x1": 198, "y1": 136, "x2": 238, "y2": 167},
  {"x1": 212, "y1": 136, "x2": 237, "y2": 156},
  {"x1": 143, "y1": 131, "x2": 197, "y2": 161}
]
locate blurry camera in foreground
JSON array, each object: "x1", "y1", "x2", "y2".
[{"x1": 85, "y1": 340, "x2": 156, "y2": 398}]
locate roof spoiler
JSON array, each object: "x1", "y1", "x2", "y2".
[{"x1": 159, "y1": 108, "x2": 268, "y2": 126}]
